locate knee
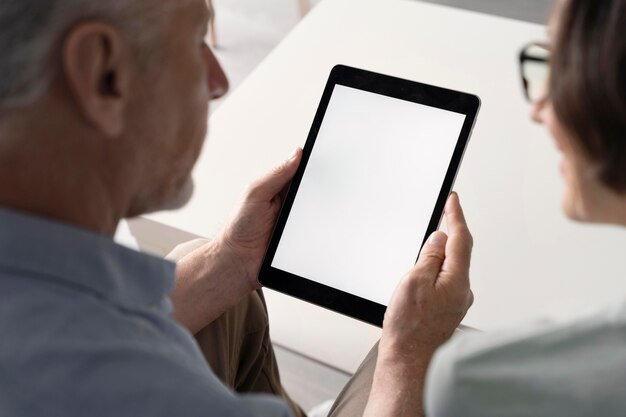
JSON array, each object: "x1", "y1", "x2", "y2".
[
  {"x1": 165, "y1": 238, "x2": 210, "y2": 262},
  {"x1": 242, "y1": 289, "x2": 270, "y2": 334}
]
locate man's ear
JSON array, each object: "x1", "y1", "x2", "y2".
[{"x1": 62, "y1": 22, "x2": 132, "y2": 138}]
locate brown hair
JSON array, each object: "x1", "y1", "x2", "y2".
[{"x1": 551, "y1": 0, "x2": 626, "y2": 191}]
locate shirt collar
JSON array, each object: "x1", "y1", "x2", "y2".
[{"x1": 0, "y1": 206, "x2": 176, "y2": 308}]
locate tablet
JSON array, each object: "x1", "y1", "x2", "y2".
[{"x1": 259, "y1": 65, "x2": 480, "y2": 327}]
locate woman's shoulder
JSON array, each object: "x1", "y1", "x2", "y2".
[
  {"x1": 424, "y1": 301, "x2": 626, "y2": 417},
  {"x1": 466, "y1": 299, "x2": 626, "y2": 351}
]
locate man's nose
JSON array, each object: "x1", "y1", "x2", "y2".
[{"x1": 206, "y1": 46, "x2": 229, "y2": 101}]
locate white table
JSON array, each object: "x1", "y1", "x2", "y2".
[{"x1": 131, "y1": 0, "x2": 626, "y2": 373}]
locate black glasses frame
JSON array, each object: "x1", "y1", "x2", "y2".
[{"x1": 519, "y1": 42, "x2": 550, "y2": 102}]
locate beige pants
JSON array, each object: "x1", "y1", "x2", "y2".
[{"x1": 168, "y1": 240, "x2": 377, "y2": 417}]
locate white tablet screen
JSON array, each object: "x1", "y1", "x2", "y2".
[{"x1": 271, "y1": 85, "x2": 466, "y2": 306}]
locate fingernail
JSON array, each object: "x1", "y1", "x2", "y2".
[
  {"x1": 288, "y1": 148, "x2": 299, "y2": 161},
  {"x1": 428, "y1": 232, "x2": 446, "y2": 247},
  {"x1": 447, "y1": 192, "x2": 458, "y2": 209}
]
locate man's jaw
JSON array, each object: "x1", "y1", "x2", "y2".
[{"x1": 127, "y1": 176, "x2": 195, "y2": 218}]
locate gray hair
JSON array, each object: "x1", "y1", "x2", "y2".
[{"x1": 0, "y1": 0, "x2": 167, "y2": 108}]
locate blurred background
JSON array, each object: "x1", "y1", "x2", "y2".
[{"x1": 210, "y1": 0, "x2": 552, "y2": 109}]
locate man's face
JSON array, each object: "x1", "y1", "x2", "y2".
[{"x1": 127, "y1": 0, "x2": 228, "y2": 216}]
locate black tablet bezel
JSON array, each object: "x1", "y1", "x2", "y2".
[{"x1": 259, "y1": 65, "x2": 480, "y2": 327}]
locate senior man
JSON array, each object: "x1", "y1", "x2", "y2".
[{"x1": 0, "y1": 1, "x2": 473, "y2": 416}]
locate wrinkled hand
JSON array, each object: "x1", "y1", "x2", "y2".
[
  {"x1": 218, "y1": 148, "x2": 302, "y2": 290},
  {"x1": 381, "y1": 192, "x2": 474, "y2": 362}
]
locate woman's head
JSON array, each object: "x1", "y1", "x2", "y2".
[{"x1": 531, "y1": 0, "x2": 626, "y2": 223}]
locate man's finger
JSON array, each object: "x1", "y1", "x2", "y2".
[
  {"x1": 442, "y1": 192, "x2": 473, "y2": 275},
  {"x1": 247, "y1": 148, "x2": 302, "y2": 201},
  {"x1": 413, "y1": 231, "x2": 448, "y2": 281}
]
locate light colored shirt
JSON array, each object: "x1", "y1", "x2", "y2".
[
  {"x1": 0, "y1": 207, "x2": 293, "y2": 417},
  {"x1": 425, "y1": 303, "x2": 626, "y2": 416}
]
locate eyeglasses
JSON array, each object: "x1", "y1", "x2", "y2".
[{"x1": 519, "y1": 42, "x2": 551, "y2": 103}]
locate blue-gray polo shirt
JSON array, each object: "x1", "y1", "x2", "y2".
[{"x1": 0, "y1": 207, "x2": 292, "y2": 417}]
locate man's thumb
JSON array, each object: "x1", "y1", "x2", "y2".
[
  {"x1": 415, "y1": 231, "x2": 447, "y2": 277},
  {"x1": 247, "y1": 148, "x2": 301, "y2": 201}
]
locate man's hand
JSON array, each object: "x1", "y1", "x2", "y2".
[
  {"x1": 218, "y1": 148, "x2": 302, "y2": 290},
  {"x1": 365, "y1": 192, "x2": 474, "y2": 417},
  {"x1": 382, "y1": 191, "x2": 474, "y2": 358},
  {"x1": 169, "y1": 149, "x2": 301, "y2": 334}
]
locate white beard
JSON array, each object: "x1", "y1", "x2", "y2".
[{"x1": 151, "y1": 176, "x2": 195, "y2": 213}]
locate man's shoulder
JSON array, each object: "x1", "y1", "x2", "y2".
[
  {"x1": 1, "y1": 270, "x2": 170, "y2": 349},
  {"x1": 0, "y1": 274, "x2": 292, "y2": 417}
]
